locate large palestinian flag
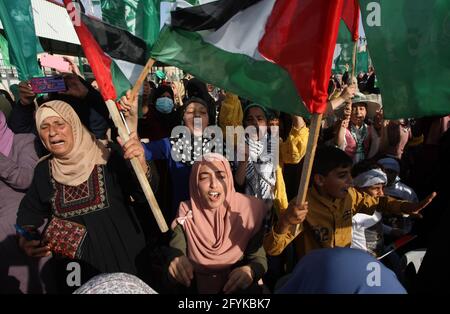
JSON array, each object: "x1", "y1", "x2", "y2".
[{"x1": 151, "y1": 0, "x2": 347, "y2": 116}]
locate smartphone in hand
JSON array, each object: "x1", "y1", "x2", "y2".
[{"x1": 29, "y1": 76, "x2": 67, "y2": 94}]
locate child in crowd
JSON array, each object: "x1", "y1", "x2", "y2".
[
  {"x1": 263, "y1": 146, "x2": 436, "y2": 260},
  {"x1": 351, "y1": 160, "x2": 406, "y2": 257}
]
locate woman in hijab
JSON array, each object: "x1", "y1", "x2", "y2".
[
  {"x1": 167, "y1": 153, "x2": 267, "y2": 294},
  {"x1": 125, "y1": 93, "x2": 218, "y2": 223},
  {"x1": 185, "y1": 78, "x2": 217, "y2": 125},
  {"x1": 276, "y1": 248, "x2": 406, "y2": 294},
  {"x1": 74, "y1": 273, "x2": 157, "y2": 294},
  {"x1": 16, "y1": 100, "x2": 150, "y2": 291},
  {"x1": 138, "y1": 84, "x2": 179, "y2": 141},
  {"x1": 0, "y1": 111, "x2": 46, "y2": 293}
]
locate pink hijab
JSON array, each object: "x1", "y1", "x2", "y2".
[
  {"x1": 0, "y1": 111, "x2": 13, "y2": 157},
  {"x1": 173, "y1": 153, "x2": 267, "y2": 290}
]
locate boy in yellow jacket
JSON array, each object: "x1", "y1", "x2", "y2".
[{"x1": 264, "y1": 146, "x2": 436, "y2": 260}]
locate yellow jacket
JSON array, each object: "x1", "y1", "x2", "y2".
[
  {"x1": 218, "y1": 93, "x2": 309, "y2": 214},
  {"x1": 264, "y1": 186, "x2": 410, "y2": 259},
  {"x1": 273, "y1": 126, "x2": 309, "y2": 215},
  {"x1": 218, "y1": 93, "x2": 243, "y2": 139}
]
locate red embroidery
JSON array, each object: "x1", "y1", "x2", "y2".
[{"x1": 51, "y1": 165, "x2": 109, "y2": 218}]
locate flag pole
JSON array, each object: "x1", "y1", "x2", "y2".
[
  {"x1": 130, "y1": 58, "x2": 156, "y2": 103},
  {"x1": 351, "y1": 38, "x2": 358, "y2": 81},
  {"x1": 106, "y1": 99, "x2": 169, "y2": 233},
  {"x1": 293, "y1": 112, "x2": 323, "y2": 236}
]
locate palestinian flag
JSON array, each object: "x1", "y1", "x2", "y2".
[
  {"x1": 151, "y1": 0, "x2": 308, "y2": 116},
  {"x1": 360, "y1": 0, "x2": 450, "y2": 119},
  {"x1": 152, "y1": 0, "x2": 347, "y2": 115},
  {"x1": 341, "y1": 0, "x2": 360, "y2": 42},
  {"x1": 63, "y1": 0, "x2": 131, "y2": 101},
  {"x1": 81, "y1": 13, "x2": 148, "y2": 66},
  {"x1": 80, "y1": 12, "x2": 147, "y2": 96}
]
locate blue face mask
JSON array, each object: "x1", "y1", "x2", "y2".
[{"x1": 155, "y1": 97, "x2": 174, "y2": 114}]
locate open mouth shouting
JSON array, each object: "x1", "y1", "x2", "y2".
[{"x1": 208, "y1": 191, "x2": 221, "y2": 202}]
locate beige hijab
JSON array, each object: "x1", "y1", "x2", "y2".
[{"x1": 35, "y1": 100, "x2": 109, "y2": 186}]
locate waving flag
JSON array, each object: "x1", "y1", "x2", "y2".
[
  {"x1": 99, "y1": 0, "x2": 163, "y2": 54},
  {"x1": 63, "y1": 0, "x2": 131, "y2": 101},
  {"x1": 151, "y1": 0, "x2": 309, "y2": 116},
  {"x1": 258, "y1": 0, "x2": 345, "y2": 113},
  {"x1": 360, "y1": 0, "x2": 450, "y2": 119}
]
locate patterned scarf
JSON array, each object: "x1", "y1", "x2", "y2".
[
  {"x1": 170, "y1": 133, "x2": 223, "y2": 166},
  {"x1": 245, "y1": 134, "x2": 276, "y2": 205}
]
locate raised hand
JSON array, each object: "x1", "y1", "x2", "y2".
[
  {"x1": 402, "y1": 192, "x2": 437, "y2": 219},
  {"x1": 119, "y1": 90, "x2": 138, "y2": 133},
  {"x1": 59, "y1": 73, "x2": 88, "y2": 99},
  {"x1": 275, "y1": 200, "x2": 309, "y2": 234},
  {"x1": 18, "y1": 81, "x2": 36, "y2": 106},
  {"x1": 118, "y1": 131, "x2": 147, "y2": 173}
]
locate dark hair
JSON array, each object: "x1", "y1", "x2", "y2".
[
  {"x1": 184, "y1": 78, "x2": 216, "y2": 125},
  {"x1": 152, "y1": 84, "x2": 174, "y2": 102},
  {"x1": 179, "y1": 96, "x2": 214, "y2": 125},
  {"x1": 312, "y1": 146, "x2": 353, "y2": 177}
]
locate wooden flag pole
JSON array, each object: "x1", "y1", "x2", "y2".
[
  {"x1": 292, "y1": 113, "x2": 323, "y2": 236},
  {"x1": 130, "y1": 58, "x2": 156, "y2": 103},
  {"x1": 351, "y1": 39, "x2": 358, "y2": 81},
  {"x1": 105, "y1": 99, "x2": 169, "y2": 233}
]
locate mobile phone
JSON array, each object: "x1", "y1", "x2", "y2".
[
  {"x1": 14, "y1": 224, "x2": 41, "y2": 241},
  {"x1": 39, "y1": 54, "x2": 71, "y2": 73},
  {"x1": 29, "y1": 76, "x2": 67, "y2": 94}
]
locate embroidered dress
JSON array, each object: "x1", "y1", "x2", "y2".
[{"x1": 17, "y1": 150, "x2": 147, "y2": 280}]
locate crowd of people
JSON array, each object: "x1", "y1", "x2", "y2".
[{"x1": 1, "y1": 63, "x2": 449, "y2": 294}]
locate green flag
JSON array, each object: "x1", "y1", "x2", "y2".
[
  {"x1": 0, "y1": 0, "x2": 43, "y2": 80},
  {"x1": 0, "y1": 34, "x2": 10, "y2": 66},
  {"x1": 356, "y1": 50, "x2": 369, "y2": 74},
  {"x1": 360, "y1": 0, "x2": 450, "y2": 119},
  {"x1": 100, "y1": 0, "x2": 162, "y2": 54}
]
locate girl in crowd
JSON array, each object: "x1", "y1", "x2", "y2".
[{"x1": 167, "y1": 153, "x2": 267, "y2": 294}]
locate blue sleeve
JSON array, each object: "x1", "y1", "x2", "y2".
[{"x1": 143, "y1": 138, "x2": 171, "y2": 161}]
